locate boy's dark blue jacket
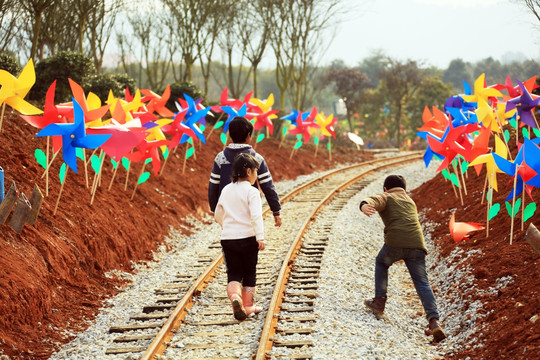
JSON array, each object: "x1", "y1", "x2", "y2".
[{"x1": 208, "y1": 143, "x2": 281, "y2": 214}]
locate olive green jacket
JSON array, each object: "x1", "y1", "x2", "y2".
[{"x1": 361, "y1": 187, "x2": 427, "y2": 253}]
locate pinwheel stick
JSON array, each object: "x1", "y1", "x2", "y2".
[
  {"x1": 90, "y1": 151, "x2": 106, "y2": 205},
  {"x1": 451, "y1": 162, "x2": 464, "y2": 206},
  {"x1": 131, "y1": 162, "x2": 145, "y2": 200},
  {"x1": 40, "y1": 149, "x2": 61, "y2": 179},
  {"x1": 481, "y1": 171, "x2": 488, "y2": 205},
  {"x1": 207, "y1": 112, "x2": 224, "y2": 140},
  {"x1": 458, "y1": 158, "x2": 468, "y2": 195},
  {"x1": 182, "y1": 143, "x2": 190, "y2": 174},
  {"x1": 54, "y1": 169, "x2": 68, "y2": 216},
  {"x1": 486, "y1": 172, "x2": 494, "y2": 238},
  {"x1": 159, "y1": 147, "x2": 173, "y2": 177},
  {"x1": 510, "y1": 167, "x2": 519, "y2": 245},
  {"x1": 45, "y1": 137, "x2": 50, "y2": 197},
  {"x1": 0, "y1": 103, "x2": 5, "y2": 133},
  {"x1": 521, "y1": 181, "x2": 525, "y2": 232},
  {"x1": 314, "y1": 141, "x2": 319, "y2": 158},
  {"x1": 328, "y1": 138, "x2": 332, "y2": 161},
  {"x1": 108, "y1": 161, "x2": 120, "y2": 191},
  {"x1": 124, "y1": 159, "x2": 131, "y2": 191}
]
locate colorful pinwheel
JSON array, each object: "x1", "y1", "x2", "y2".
[
  {"x1": 449, "y1": 212, "x2": 484, "y2": 242},
  {"x1": 36, "y1": 99, "x2": 111, "y2": 173},
  {"x1": 507, "y1": 80, "x2": 540, "y2": 128},
  {"x1": 141, "y1": 84, "x2": 175, "y2": 118},
  {"x1": 68, "y1": 79, "x2": 110, "y2": 126},
  {"x1": 288, "y1": 107, "x2": 318, "y2": 143},
  {"x1": 0, "y1": 59, "x2": 43, "y2": 117}
]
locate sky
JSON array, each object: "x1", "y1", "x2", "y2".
[{"x1": 318, "y1": 0, "x2": 540, "y2": 69}]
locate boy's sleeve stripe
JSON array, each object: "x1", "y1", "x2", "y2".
[
  {"x1": 210, "y1": 178, "x2": 220, "y2": 184},
  {"x1": 258, "y1": 171, "x2": 270, "y2": 179},
  {"x1": 259, "y1": 177, "x2": 272, "y2": 184},
  {"x1": 210, "y1": 173, "x2": 221, "y2": 180}
]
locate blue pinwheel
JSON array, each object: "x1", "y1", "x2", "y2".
[
  {"x1": 446, "y1": 107, "x2": 479, "y2": 128},
  {"x1": 281, "y1": 109, "x2": 300, "y2": 126},
  {"x1": 36, "y1": 99, "x2": 111, "y2": 173},
  {"x1": 176, "y1": 94, "x2": 209, "y2": 144},
  {"x1": 221, "y1": 103, "x2": 247, "y2": 133}
]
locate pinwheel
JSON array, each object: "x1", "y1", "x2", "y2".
[
  {"x1": 248, "y1": 94, "x2": 279, "y2": 135},
  {"x1": 106, "y1": 89, "x2": 144, "y2": 124},
  {"x1": 176, "y1": 94, "x2": 209, "y2": 144},
  {"x1": 507, "y1": 79, "x2": 540, "y2": 128},
  {"x1": 281, "y1": 109, "x2": 300, "y2": 127},
  {"x1": 20, "y1": 81, "x2": 74, "y2": 195},
  {"x1": 141, "y1": 84, "x2": 175, "y2": 118},
  {"x1": 461, "y1": 73, "x2": 503, "y2": 105},
  {"x1": 87, "y1": 118, "x2": 147, "y2": 162},
  {"x1": 0, "y1": 59, "x2": 43, "y2": 132},
  {"x1": 210, "y1": 87, "x2": 252, "y2": 113},
  {"x1": 427, "y1": 122, "x2": 470, "y2": 172},
  {"x1": 417, "y1": 106, "x2": 449, "y2": 139},
  {"x1": 68, "y1": 79, "x2": 110, "y2": 126},
  {"x1": 449, "y1": 212, "x2": 484, "y2": 242},
  {"x1": 221, "y1": 103, "x2": 247, "y2": 134},
  {"x1": 494, "y1": 75, "x2": 539, "y2": 101},
  {"x1": 315, "y1": 112, "x2": 337, "y2": 138},
  {"x1": 126, "y1": 138, "x2": 168, "y2": 176},
  {"x1": 446, "y1": 107, "x2": 479, "y2": 130},
  {"x1": 288, "y1": 107, "x2": 318, "y2": 144}
]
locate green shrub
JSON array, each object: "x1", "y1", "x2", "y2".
[
  {"x1": 111, "y1": 73, "x2": 137, "y2": 96},
  {"x1": 84, "y1": 74, "x2": 122, "y2": 102},
  {"x1": 0, "y1": 52, "x2": 21, "y2": 75},
  {"x1": 166, "y1": 81, "x2": 205, "y2": 112},
  {"x1": 30, "y1": 51, "x2": 96, "y2": 102}
]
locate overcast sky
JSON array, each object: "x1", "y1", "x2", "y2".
[{"x1": 317, "y1": 0, "x2": 540, "y2": 69}]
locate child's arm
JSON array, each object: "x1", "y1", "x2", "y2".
[
  {"x1": 359, "y1": 193, "x2": 388, "y2": 216},
  {"x1": 208, "y1": 160, "x2": 221, "y2": 212}
]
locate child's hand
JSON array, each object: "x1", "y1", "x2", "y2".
[
  {"x1": 274, "y1": 216, "x2": 282, "y2": 227},
  {"x1": 361, "y1": 204, "x2": 377, "y2": 216},
  {"x1": 257, "y1": 240, "x2": 266, "y2": 250}
]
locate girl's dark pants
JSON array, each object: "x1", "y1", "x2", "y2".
[{"x1": 221, "y1": 236, "x2": 259, "y2": 287}]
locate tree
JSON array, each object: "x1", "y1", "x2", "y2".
[
  {"x1": 518, "y1": 0, "x2": 540, "y2": 21},
  {"x1": 0, "y1": 0, "x2": 23, "y2": 54},
  {"x1": 357, "y1": 50, "x2": 386, "y2": 87},
  {"x1": 19, "y1": 0, "x2": 58, "y2": 60},
  {"x1": 443, "y1": 58, "x2": 473, "y2": 91},
  {"x1": 378, "y1": 58, "x2": 426, "y2": 147},
  {"x1": 324, "y1": 67, "x2": 373, "y2": 131}
]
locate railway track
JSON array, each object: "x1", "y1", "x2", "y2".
[{"x1": 102, "y1": 152, "x2": 422, "y2": 359}]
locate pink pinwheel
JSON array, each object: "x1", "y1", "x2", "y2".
[
  {"x1": 288, "y1": 107, "x2": 318, "y2": 143},
  {"x1": 507, "y1": 80, "x2": 540, "y2": 128},
  {"x1": 126, "y1": 138, "x2": 169, "y2": 176},
  {"x1": 20, "y1": 80, "x2": 73, "y2": 153},
  {"x1": 86, "y1": 118, "x2": 147, "y2": 162},
  {"x1": 141, "y1": 85, "x2": 175, "y2": 118}
]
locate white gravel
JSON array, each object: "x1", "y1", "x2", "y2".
[{"x1": 47, "y1": 157, "x2": 494, "y2": 359}]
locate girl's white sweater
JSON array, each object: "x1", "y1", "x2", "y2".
[{"x1": 214, "y1": 180, "x2": 264, "y2": 241}]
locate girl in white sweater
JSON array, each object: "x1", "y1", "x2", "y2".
[{"x1": 215, "y1": 153, "x2": 265, "y2": 320}]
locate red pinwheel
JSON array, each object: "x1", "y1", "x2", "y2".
[
  {"x1": 427, "y1": 122, "x2": 469, "y2": 171},
  {"x1": 161, "y1": 110, "x2": 195, "y2": 149},
  {"x1": 417, "y1": 106, "x2": 448, "y2": 139},
  {"x1": 126, "y1": 138, "x2": 169, "y2": 176},
  {"x1": 86, "y1": 119, "x2": 148, "y2": 162},
  {"x1": 141, "y1": 84, "x2": 175, "y2": 118},
  {"x1": 211, "y1": 87, "x2": 252, "y2": 113},
  {"x1": 68, "y1": 79, "x2": 110, "y2": 124},
  {"x1": 288, "y1": 107, "x2": 318, "y2": 143},
  {"x1": 494, "y1": 75, "x2": 539, "y2": 101},
  {"x1": 20, "y1": 80, "x2": 73, "y2": 153}
]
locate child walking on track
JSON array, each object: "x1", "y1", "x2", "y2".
[
  {"x1": 215, "y1": 153, "x2": 266, "y2": 321},
  {"x1": 359, "y1": 175, "x2": 447, "y2": 342}
]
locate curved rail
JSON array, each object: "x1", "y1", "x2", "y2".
[
  {"x1": 139, "y1": 152, "x2": 422, "y2": 360},
  {"x1": 254, "y1": 154, "x2": 422, "y2": 359}
]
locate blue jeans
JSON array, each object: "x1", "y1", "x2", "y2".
[{"x1": 374, "y1": 244, "x2": 440, "y2": 320}]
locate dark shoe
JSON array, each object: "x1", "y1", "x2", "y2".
[
  {"x1": 232, "y1": 295, "x2": 247, "y2": 321},
  {"x1": 364, "y1": 297, "x2": 386, "y2": 315},
  {"x1": 427, "y1": 318, "x2": 446, "y2": 342}
]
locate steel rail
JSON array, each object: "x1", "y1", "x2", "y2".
[
  {"x1": 254, "y1": 154, "x2": 422, "y2": 359},
  {"x1": 140, "y1": 152, "x2": 421, "y2": 360}
]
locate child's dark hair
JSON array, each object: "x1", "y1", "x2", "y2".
[
  {"x1": 384, "y1": 175, "x2": 406, "y2": 190},
  {"x1": 228, "y1": 116, "x2": 253, "y2": 143},
  {"x1": 232, "y1": 153, "x2": 259, "y2": 182}
]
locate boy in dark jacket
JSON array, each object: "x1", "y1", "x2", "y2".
[
  {"x1": 360, "y1": 175, "x2": 446, "y2": 342},
  {"x1": 208, "y1": 116, "x2": 282, "y2": 227}
]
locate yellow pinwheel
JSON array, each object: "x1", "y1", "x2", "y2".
[
  {"x1": 0, "y1": 59, "x2": 42, "y2": 132},
  {"x1": 462, "y1": 73, "x2": 503, "y2": 104},
  {"x1": 145, "y1": 118, "x2": 173, "y2": 154},
  {"x1": 315, "y1": 111, "x2": 337, "y2": 138},
  {"x1": 469, "y1": 135, "x2": 507, "y2": 192}
]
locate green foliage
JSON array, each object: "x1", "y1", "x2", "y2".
[
  {"x1": 31, "y1": 51, "x2": 96, "y2": 102},
  {"x1": 111, "y1": 73, "x2": 137, "y2": 95},
  {"x1": 166, "y1": 81, "x2": 206, "y2": 112},
  {"x1": 0, "y1": 52, "x2": 21, "y2": 75},
  {"x1": 85, "y1": 74, "x2": 122, "y2": 101}
]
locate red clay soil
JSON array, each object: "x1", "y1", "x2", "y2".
[
  {"x1": 411, "y1": 128, "x2": 540, "y2": 360},
  {"x1": 0, "y1": 110, "x2": 363, "y2": 359},
  {"x1": 0, "y1": 109, "x2": 538, "y2": 360}
]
